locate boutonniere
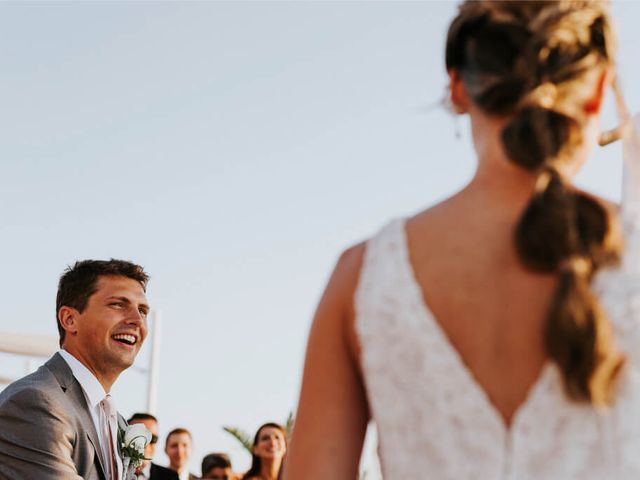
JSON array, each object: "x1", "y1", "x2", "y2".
[{"x1": 117, "y1": 417, "x2": 152, "y2": 480}]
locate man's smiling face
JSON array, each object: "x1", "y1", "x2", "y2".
[{"x1": 60, "y1": 274, "x2": 149, "y2": 387}]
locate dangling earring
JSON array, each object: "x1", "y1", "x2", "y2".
[
  {"x1": 454, "y1": 115, "x2": 462, "y2": 139},
  {"x1": 441, "y1": 89, "x2": 464, "y2": 140}
]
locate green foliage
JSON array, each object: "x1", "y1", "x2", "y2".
[
  {"x1": 223, "y1": 410, "x2": 295, "y2": 453},
  {"x1": 222, "y1": 426, "x2": 253, "y2": 452},
  {"x1": 284, "y1": 411, "x2": 294, "y2": 436},
  {"x1": 223, "y1": 413, "x2": 372, "y2": 479}
]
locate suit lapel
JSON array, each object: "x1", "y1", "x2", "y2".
[{"x1": 46, "y1": 353, "x2": 109, "y2": 480}]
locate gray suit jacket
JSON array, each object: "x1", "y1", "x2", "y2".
[{"x1": 0, "y1": 352, "x2": 109, "y2": 480}]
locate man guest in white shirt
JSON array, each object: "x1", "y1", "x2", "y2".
[
  {"x1": 0, "y1": 259, "x2": 150, "y2": 480},
  {"x1": 128, "y1": 412, "x2": 179, "y2": 480}
]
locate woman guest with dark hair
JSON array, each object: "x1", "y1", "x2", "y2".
[
  {"x1": 285, "y1": 1, "x2": 640, "y2": 479},
  {"x1": 242, "y1": 423, "x2": 286, "y2": 480}
]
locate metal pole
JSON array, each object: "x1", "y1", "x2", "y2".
[{"x1": 146, "y1": 310, "x2": 162, "y2": 414}]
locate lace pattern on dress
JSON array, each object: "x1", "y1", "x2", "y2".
[{"x1": 355, "y1": 217, "x2": 640, "y2": 480}]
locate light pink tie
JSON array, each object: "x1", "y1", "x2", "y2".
[{"x1": 100, "y1": 395, "x2": 121, "y2": 480}]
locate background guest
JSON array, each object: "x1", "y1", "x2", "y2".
[
  {"x1": 201, "y1": 452, "x2": 237, "y2": 480},
  {"x1": 165, "y1": 427, "x2": 199, "y2": 480},
  {"x1": 242, "y1": 423, "x2": 286, "y2": 480},
  {"x1": 128, "y1": 413, "x2": 178, "y2": 480}
]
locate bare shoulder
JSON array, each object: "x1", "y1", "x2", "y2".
[
  {"x1": 332, "y1": 242, "x2": 367, "y2": 293},
  {"x1": 324, "y1": 242, "x2": 367, "y2": 361},
  {"x1": 284, "y1": 241, "x2": 371, "y2": 479},
  {"x1": 319, "y1": 241, "x2": 367, "y2": 331}
]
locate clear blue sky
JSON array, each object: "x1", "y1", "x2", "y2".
[{"x1": 1, "y1": 1, "x2": 639, "y2": 475}]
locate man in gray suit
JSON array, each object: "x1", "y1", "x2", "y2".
[{"x1": 0, "y1": 259, "x2": 150, "y2": 480}]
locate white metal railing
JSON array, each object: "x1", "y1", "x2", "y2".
[
  {"x1": 0, "y1": 332, "x2": 58, "y2": 359},
  {"x1": 0, "y1": 311, "x2": 162, "y2": 414}
]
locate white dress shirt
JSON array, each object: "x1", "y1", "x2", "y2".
[
  {"x1": 59, "y1": 348, "x2": 120, "y2": 480},
  {"x1": 58, "y1": 349, "x2": 108, "y2": 438},
  {"x1": 136, "y1": 462, "x2": 151, "y2": 479}
]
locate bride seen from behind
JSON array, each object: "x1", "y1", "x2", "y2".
[{"x1": 285, "y1": 1, "x2": 640, "y2": 478}]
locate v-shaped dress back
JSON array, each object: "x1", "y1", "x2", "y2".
[{"x1": 355, "y1": 115, "x2": 640, "y2": 479}]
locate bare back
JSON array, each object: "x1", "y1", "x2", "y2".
[
  {"x1": 285, "y1": 182, "x2": 630, "y2": 480},
  {"x1": 404, "y1": 188, "x2": 557, "y2": 425}
]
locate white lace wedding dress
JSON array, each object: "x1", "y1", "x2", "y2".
[{"x1": 354, "y1": 116, "x2": 640, "y2": 480}]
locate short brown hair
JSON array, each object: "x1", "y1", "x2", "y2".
[
  {"x1": 127, "y1": 412, "x2": 157, "y2": 424},
  {"x1": 165, "y1": 427, "x2": 192, "y2": 447},
  {"x1": 202, "y1": 453, "x2": 232, "y2": 476},
  {"x1": 56, "y1": 259, "x2": 149, "y2": 347}
]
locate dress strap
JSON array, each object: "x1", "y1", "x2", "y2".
[{"x1": 355, "y1": 218, "x2": 407, "y2": 324}]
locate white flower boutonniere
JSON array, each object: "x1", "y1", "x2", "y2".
[{"x1": 117, "y1": 417, "x2": 152, "y2": 480}]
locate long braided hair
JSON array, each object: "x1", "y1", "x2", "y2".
[{"x1": 446, "y1": 1, "x2": 624, "y2": 404}]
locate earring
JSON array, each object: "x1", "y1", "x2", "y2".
[
  {"x1": 441, "y1": 90, "x2": 464, "y2": 140},
  {"x1": 442, "y1": 91, "x2": 462, "y2": 115}
]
